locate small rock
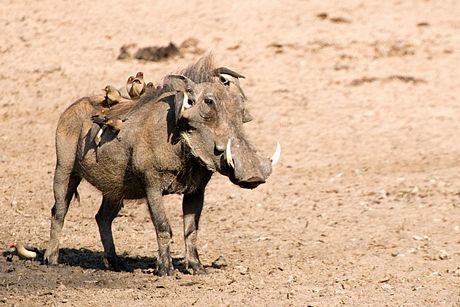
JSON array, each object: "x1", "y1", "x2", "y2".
[
  {"x1": 381, "y1": 283, "x2": 394, "y2": 292},
  {"x1": 417, "y1": 22, "x2": 430, "y2": 27},
  {"x1": 62, "y1": 299, "x2": 68, "y2": 303},
  {"x1": 378, "y1": 277, "x2": 391, "y2": 283},
  {"x1": 287, "y1": 275, "x2": 296, "y2": 283},
  {"x1": 255, "y1": 236, "x2": 270, "y2": 241},
  {"x1": 316, "y1": 13, "x2": 328, "y2": 20},
  {"x1": 7, "y1": 265, "x2": 14, "y2": 273},
  {"x1": 329, "y1": 16, "x2": 351, "y2": 24},
  {"x1": 211, "y1": 256, "x2": 228, "y2": 269},
  {"x1": 57, "y1": 284, "x2": 67, "y2": 291},
  {"x1": 438, "y1": 250, "x2": 449, "y2": 260},
  {"x1": 180, "y1": 281, "x2": 199, "y2": 287},
  {"x1": 453, "y1": 268, "x2": 460, "y2": 277},
  {"x1": 235, "y1": 265, "x2": 249, "y2": 275},
  {"x1": 335, "y1": 288, "x2": 346, "y2": 295},
  {"x1": 142, "y1": 268, "x2": 155, "y2": 275},
  {"x1": 412, "y1": 235, "x2": 429, "y2": 241},
  {"x1": 311, "y1": 287, "x2": 322, "y2": 293},
  {"x1": 391, "y1": 251, "x2": 405, "y2": 257}
]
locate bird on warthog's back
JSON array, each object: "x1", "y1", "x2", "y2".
[
  {"x1": 103, "y1": 85, "x2": 123, "y2": 108},
  {"x1": 126, "y1": 76, "x2": 135, "y2": 98},
  {"x1": 128, "y1": 71, "x2": 145, "y2": 99}
]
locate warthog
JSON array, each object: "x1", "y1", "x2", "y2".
[{"x1": 44, "y1": 56, "x2": 280, "y2": 276}]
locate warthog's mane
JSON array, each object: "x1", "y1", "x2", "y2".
[
  {"x1": 125, "y1": 54, "x2": 217, "y2": 120},
  {"x1": 178, "y1": 53, "x2": 216, "y2": 84},
  {"x1": 141, "y1": 54, "x2": 217, "y2": 102}
]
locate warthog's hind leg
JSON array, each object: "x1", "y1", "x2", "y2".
[
  {"x1": 44, "y1": 171, "x2": 81, "y2": 265},
  {"x1": 182, "y1": 190, "x2": 206, "y2": 274},
  {"x1": 95, "y1": 197, "x2": 125, "y2": 271}
]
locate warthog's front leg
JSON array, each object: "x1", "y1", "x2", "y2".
[
  {"x1": 146, "y1": 188, "x2": 173, "y2": 276},
  {"x1": 95, "y1": 197, "x2": 124, "y2": 271},
  {"x1": 182, "y1": 190, "x2": 206, "y2": 274}
]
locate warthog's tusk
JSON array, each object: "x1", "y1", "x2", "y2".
[
  {"x1": 226, "y1": 139, "x2": 235, "y2": 169},
  {"x1": 11, "y1": 243, "x2": 37, "y2": 260},
  {"x1": 270, "y1": 142, "x2": 281, "y2": 166}
]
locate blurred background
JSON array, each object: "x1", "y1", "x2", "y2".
[{"x1": 0, "y1": 1, "x2": 459, "y2": 305}]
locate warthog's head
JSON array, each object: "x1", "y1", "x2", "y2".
[{"x1": 167, "y1": 56, "x2": 280, "y2": 189}]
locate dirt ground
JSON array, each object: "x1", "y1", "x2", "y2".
[{"x1": 1, "y1": 0, "x2": 459, "y2": 306}]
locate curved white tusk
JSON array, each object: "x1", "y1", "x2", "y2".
[
  {"x1": 226, "y1": 139, "x2": 235, "y2": 169},
  {"x1": 270, "y1": 141, "x2": 281, "y2": 166}
]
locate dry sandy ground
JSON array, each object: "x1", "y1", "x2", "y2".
[{"x1": 1, "y1": 0, "x2": 459, "y2": 306}]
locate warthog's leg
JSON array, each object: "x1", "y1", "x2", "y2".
[
  {"x1": 146, "y1": 189, "x2": 173, "y2": 276},
  {"x1": 95, "y1": 197, "x2": 124, "y2": 271},
  {"x1": 44, "y1": 170, "x2": 81, "y2": 264},
  {"x1": 182, "y1": 190, "x2": 206, "y2": 274}
]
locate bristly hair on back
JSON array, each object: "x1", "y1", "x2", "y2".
[{"x1": 137, "y1": 54, "x2": 217, "y2": 106}]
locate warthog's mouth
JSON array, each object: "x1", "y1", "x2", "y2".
[
  {"x1": 235, "y1": 178, "x2": 266, "y2": 189},
  {"x1": 219, "y1": 156, "x2": 267, "y2": 189},
  {"x1": 218, "y1": 140, "x2": 280, "y2": 189}
]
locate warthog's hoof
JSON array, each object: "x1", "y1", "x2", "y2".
[
  {"x1": 192, "y1": 266, "x2": 207, "y2": 275},
  {"x1": 103, "y1": 256, "x2": 127, "y2": 272},
  {"x1": 43, "y1": 250, "x2": 59, "y2": 265},
  {"x1": 187, "y1": 261, "x2": 207, "y2": 275},
  {"x1": 157, "y1": 265, "x2": 174, "y2": 277}
]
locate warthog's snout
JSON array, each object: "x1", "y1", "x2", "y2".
[{"x1": 223, "y1": 138, "x2": 279, "y2": 189}]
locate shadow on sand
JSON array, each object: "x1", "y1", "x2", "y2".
[{"x1": 57, "y1": 248, "x2": 188, "y2": 274}]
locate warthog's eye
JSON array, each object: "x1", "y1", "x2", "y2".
[{"x1": 204, "y1": 96, "x2": 215, "y2": 105}]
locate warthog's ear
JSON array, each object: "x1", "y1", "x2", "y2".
[
  {"x1": 174, "y1": 91, "x2": 194, "y2": 124},
  {"x1": 166, "y1": 74, "x2": 195, "y2": 92},
  {"x1": 213, "y1": 67, "x2": 247, "y2": 100},
  {"x1": 213, "y1": 67, "x2": 245, "y2": 80},
  {"x1": 242, "y1": 108, "x2": 253, "y2": 123}
]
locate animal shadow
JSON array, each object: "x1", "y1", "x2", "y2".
[{"x1": 58, "y1": 248, "x2": 188, "y2": 274}]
